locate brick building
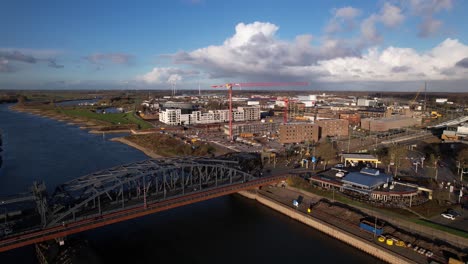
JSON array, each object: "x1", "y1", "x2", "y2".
[
  {"x1": 279, "y1": 123, "x2": 320, "y2": 144},
  {"x1": 316, "y1": 119, "x2": 349, "y2": 138},
  {"x1": 339, "y1": 113, "x2": 361, "y2": 126},
  {"x1": 361, "y1": 117, "x2": 421, "y2": 132}
]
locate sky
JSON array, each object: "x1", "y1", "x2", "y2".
[{"x1": 1, "y1": 0, "x2": 468, "y2": 92}]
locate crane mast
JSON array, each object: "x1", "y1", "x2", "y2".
[{"x1": 211, "y1": 82, "x2": 309, "y2": 141}]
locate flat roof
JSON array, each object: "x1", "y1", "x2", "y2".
[{"x1": 341, "y1": 154, "x2": 377, "y2": 160}]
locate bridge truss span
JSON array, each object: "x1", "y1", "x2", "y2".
[{"x1": 48, "y1": 156, "x2": 261, "y2": 227}]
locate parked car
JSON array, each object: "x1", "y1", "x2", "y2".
[
  {"x1": 441, "y1": 213, "x2": 455, "y2": 220},
  {"x1": 447, "y1": 209, "x2": 461, "y2": 217},
  {"x1": 334, "y1": 163, "x2": 344, "y2": 168}
]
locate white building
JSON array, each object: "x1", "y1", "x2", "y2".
[
  {"x1": 159, "y1": 107, "x2": 260, "y2": 125},
  {"x1": 436, "y1": 98, "x2": 448, "y2": 104},
  {"x1": 357, "y1": 98, "x2": 377, "y2": 107},
  {"x1": 159, "y1": 109, "x2": 181, "y2": 125}
]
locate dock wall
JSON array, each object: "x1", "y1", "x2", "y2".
[{"x1": 238, "y1": 190, "x2": 415, "y2": 264}]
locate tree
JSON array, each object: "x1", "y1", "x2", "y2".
[
  {"x1": 388, "y1": 145, "x2": 408, "y2": 176},
  {"x1": 315, "y1": 141, "x2": 337, "y2": 170},
  {"x1": 427, "y1": 153, "x2": 440, "y2": 181}
]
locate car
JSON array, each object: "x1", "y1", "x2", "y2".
[
  {"x1": 334, "y1": 163, "x2": 344, "y2": 168},
  {"x1": 447, "y1": 209, "x2": 461, "y2": 217},
  {"x1": 441, "y1": 213, "x2": 455, "y2": 220}
]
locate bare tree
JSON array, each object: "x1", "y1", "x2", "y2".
[
  {"x1": 316, "y1": 141, "x2": 336, "y2": 170},
  {"x1": 388, "y1": 144, "x2": 408, "y2": 177}
]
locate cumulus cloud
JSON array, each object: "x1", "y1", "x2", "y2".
[
  {"x1": 172, "y1": 22, "x2": 359, "y2": 80},
  {"x1": 137, "y1": 67, "x2": 199, "y2": 84},
  {"x1": 455, "y1": 57, "x2": 468, "y2": 68},
  {"x1": 165, "y1": 21, "x2": 468, "y2": 84},
  {"x1": 380, "y1": 3, "x2": 404, "y2": 27},
  {"x1": 326, "y1": 7, "x2": 361, "y2": 34},
  {"x1": 359, "y1": 3, "x2": 404, "y2": 43},
  {"x1": 408, "y1": 0, "x2": 453, "y2": 37},
  {"x1": 316, "y1": 38, "x2": 468, "y2": 82},
  {"x1": 360, "y1": 15, "x2": 381, "y2": 42},
  {"x1": 83, "y1": 53, "x2": 133, "y2": 65}
]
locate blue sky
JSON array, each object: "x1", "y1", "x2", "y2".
[{"x1": 1, "y1": 0, "x2": 468, "y2": 91}]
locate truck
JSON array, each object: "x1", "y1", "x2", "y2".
[{"x1": 359, "y1": 219, "x2": 384, "y2": 236}]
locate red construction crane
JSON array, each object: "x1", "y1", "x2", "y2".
[{"x1": 211, "y1": 82, "x2": 309, "y2": 141}]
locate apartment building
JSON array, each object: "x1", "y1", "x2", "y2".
[
  {"x1": 279, "y1": 123, "x2": 320, "y2": 144},
  {"x1": 316, "y1": 119, "x2": 349, "y2": 137},
  {"x1": 159, "y1": 106, "x2": 260, "y2": 125}
]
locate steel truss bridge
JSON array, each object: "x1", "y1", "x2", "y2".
[{"x1": 0, "y1": 153, "x2": 287, "y2": 252}]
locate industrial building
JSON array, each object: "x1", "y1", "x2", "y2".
[
  {"x1": 361, "y1": 117, "x2": 421, "y2": 132},
  {"x1": 278, "y1": 123, "x2": 320, "y2": 144},
  {"x1": 315, "y1": 119, "x2": 349, "y2": 138}
]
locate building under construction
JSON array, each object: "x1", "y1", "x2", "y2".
[
  {"x1": 226, "y1": 122, "x2": 280, "y2": 137},
  {"x1": 361, "y1": 117, "x2": 421, "y2": 132}
]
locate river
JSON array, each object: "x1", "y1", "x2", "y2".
[{"x1": 0, "y1": 103, "x2": 381, "y2": 263}]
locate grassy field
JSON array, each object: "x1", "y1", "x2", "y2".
[
  {"x1": 59, "y1": 109, "x2": 153, "y2": 129},
  {"x1": 125, "y1": 133, "x2": 218, "y2": 157},
  {"x1": 411, "y1": 219, "x2": 468, "y2": 238}
]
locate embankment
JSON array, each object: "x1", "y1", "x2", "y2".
[
  {"x1": 239, "y1": 190, "x2": 415, "y2": 264},
  {"x1": 110, "y1": 137, "x2": 162, "y2": 159}
]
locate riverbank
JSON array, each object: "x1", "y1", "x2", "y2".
[
  {"x1": 11, "y1": 104, "x2": 133, "y2": 134},
  {"x1": 110, "y1": 137, "x2": 162, "y2": 159},
  {"x1": 239, "y1": 190, "x2": 415, "y2": 264}
]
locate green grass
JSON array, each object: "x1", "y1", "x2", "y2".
[
  {"x1": 287, "y1": 177, "x2": 468, "y2": 239},
  {"x1": 59, "y1": 109, "x2": 153, "y2": 129},
  {"x1": 411, "y1": 219, "x2": 468, "y2": 238},
  {"x1": 125, "y1": 134, "x2": 216, "y2": 157}
]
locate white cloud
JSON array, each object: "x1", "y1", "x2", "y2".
[
  {"x1": 380, "y1": 3, "x2": 404, "y2": 27},
  {"x1": 316, "y1": 38, "x2": 468, "y2": 82},
  {"x1": 326, "y1": 7, "x2": 361, "y2": 34},
  {"x1": 168, "y1": 21, "x2": 468, "y2": 84},
  {"x1": 408, "y1": 0, "x2": 453, "y2": 37},
  {"x1": 173, "y1": 22, "x2": 359, "y2": 80},
  {"x1": 137, "y1": 67, "x2": 198, "y2": 84},
  {"x1": 360, "y1": 15, "x2": 381, "y2": 42},
  {"x1": 359, "y1": 3, "x2": 404, "y2": 43}
]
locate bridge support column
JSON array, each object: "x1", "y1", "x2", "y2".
[
  {"x1": 121, "y1": 186, "x2": 124, "y2": 208},
  {"x1": 98, "y1": 196, "x2": 101, "y2": 215}
]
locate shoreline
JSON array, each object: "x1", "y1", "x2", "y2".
[
  {"x1": 10, "y1": 105, "x2": 130, "y2": 135},
  {"x1": 238, "y1": 190, "x2": 415, "y2": 264},
  {"x1": 110, "y1": 137, "x2": 162, "y2": 159}
]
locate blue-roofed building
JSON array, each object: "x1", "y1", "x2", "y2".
[
  {"x1": 308, "y1": 168, "x2": 425, "y2": 207},
  {"x1": 341, "y1": 168, "x2": 393, "y2": 194}
]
